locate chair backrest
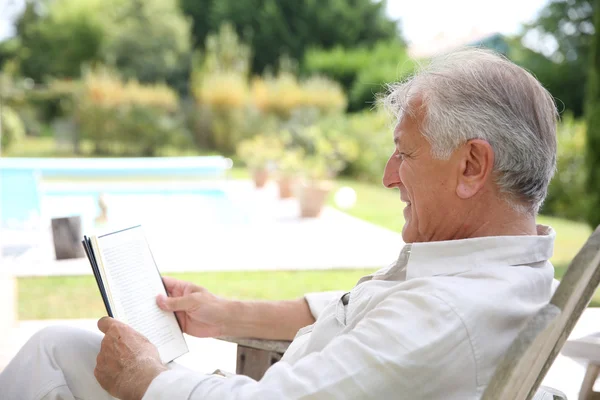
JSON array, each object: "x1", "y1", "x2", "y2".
[{"x1": 482, "y1": 225, "x2": 600, "y2": 400}]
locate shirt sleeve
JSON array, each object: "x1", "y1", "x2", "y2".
[
  {"x1": 144, "y1": 290, "x2": 477, "y2": 399},
  {"x1": 303, "y1": 291, "x2": 345, "y2": 320}
]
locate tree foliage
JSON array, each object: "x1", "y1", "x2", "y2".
[
  {"x1": 585, "y1": 0, "x2": 600, "y2": 228},
  {"x1": 103, "y1": 0, "x2": 192, "y2": 93},
  {"x1": 305, "y1": 40, "x2": 414, "y2": 111},
  {"x1": 12, "y1": 0, "x2": 105, "y2": 82},
  {"x1": 517, "y1": 0, "x2": 594, "y2": 116},
  {"x1": 180, "y1": 0, "x2": 401, "y2": 74},
  {"x1": 7, "y1": 0, "x2": 191, "y2": 92},
  {"x1": 526, "y1": 0, "x2": 593, "y2": 62}
]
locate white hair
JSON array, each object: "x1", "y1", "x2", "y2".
[{"x1": 383, "y1": 47, "x2": 558, "y2": 214}]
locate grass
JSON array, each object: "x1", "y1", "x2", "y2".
[{"x1": 18, "y1": 270, "x2": 375, "y2": 320}]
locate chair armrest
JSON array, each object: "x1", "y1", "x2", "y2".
[
  {"x1": 218, "y1": 337, "x2": 292, "y2": 354},
  {"x1": 217, "y1": 337, "x2": 292, "y2": 380}
]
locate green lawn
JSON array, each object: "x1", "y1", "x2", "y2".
[
  {"x1": 15, "y1": 168, "x2": 596, "y2": 319},
  {"x1": 18, "y1": 269, "x2": 376, "y2": 320}
]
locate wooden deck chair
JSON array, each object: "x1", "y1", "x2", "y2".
[
  {"x1": 221, "y1": 226, "x2": 600, "y2": 399},
  {"x1": 482, "y1": 225, "x2": 600, "y2": 400}
]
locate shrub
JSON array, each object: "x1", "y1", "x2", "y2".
[
  {"x1": 190, "y1": 23, "x2": 255, "y2": 155},
  {"x1": 0, "y1": 105, "x2": 26, "y2": 151},
  {"x1": 341, "y1": 110, "x2": 393, "y2": 182},
  {"x1": 541, "y1": 114, "x2": 589, "y2": 221},
  {"x1": 76, "y1": 69, "x2": 189, "y2": 156},
  {"x1": 304, "y1": 41, "x2": 415, "y2": 111},
  {"x1": 304, "y1": 46, "x2": 372, "y2": 92},
  {"x1": 251, "y1": 73, "x2": 346, "y2": 120},
  {"x1": 237, "y1": 134, "x2": 285, "y2": 171},
  {"x1": 349, "y1": 60, "x2": 413, "y2": 111}
]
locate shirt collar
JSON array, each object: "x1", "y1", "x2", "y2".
[{"x1": 403, "y1": 224, "x2": 555, "y2": 280}]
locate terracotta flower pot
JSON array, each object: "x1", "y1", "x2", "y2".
[
  {"x1": 277, "y1": 176, "x2": 296, "y2": 199},
  {"x1": 252, "y1": 168, "x2": 269, "y2": 188},
  {"x1": 298, "y1": 181, "x2": 332, "y2": 218}
]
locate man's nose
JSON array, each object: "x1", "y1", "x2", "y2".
[{"x1": 382, "y1": 156, "x2": 400, "y2": 188}]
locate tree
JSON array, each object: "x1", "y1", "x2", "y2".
[
  {"x1": 517, "y1": 0, "x2": 594, "y2": 116},
  {"x1": 585, "y1": 0, "x2": 600, "y2": 228},
  {"x1": 8, "y1": 0, "x2": 192, "y2": 93},
  {"x1": 180, "y1": 0, "x2": 401, "y2": 74},
  {"x1": 12, "y1": 0, "x2": 105, "y2": 82},
  {"x1": 103, "y1": 0, "x2": 192, "y2": 93},
  {"x1": 509, "y1": 38, "x2": 587, "y2": 117}
]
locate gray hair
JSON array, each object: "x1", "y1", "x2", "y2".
[{"x1": 383, "y1": 47, "x2": 558, "y2": 214}]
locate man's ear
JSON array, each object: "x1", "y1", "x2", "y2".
[{"x1": 456, "y1": 139, "x2": 494, "y2": 199}]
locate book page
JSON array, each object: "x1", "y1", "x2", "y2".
[
  {"x1": 91, "y1": 237, "x2": 116, "y2": 317},
  {"x1": 96, "y1": 226, "x2": 188, "y2": 363}
]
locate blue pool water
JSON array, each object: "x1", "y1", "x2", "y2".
[{"x1": 0, "y1": 157, "x2": 233, "y2": 229}]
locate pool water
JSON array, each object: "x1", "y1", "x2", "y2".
[{"x1": 0, "y1": 156, "x2": 233, "y2": 229}]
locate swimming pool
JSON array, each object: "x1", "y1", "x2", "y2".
[{"x1": 0, "y1": 157, "x2": 233, "y2": 229}]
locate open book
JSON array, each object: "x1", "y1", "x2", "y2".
[{"x1": 82, "y1": 225, "x2": 188, "y2": 364}]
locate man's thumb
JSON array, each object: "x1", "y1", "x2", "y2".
[{"x1": 157, "y1": 294, "x2": 196, "y2": 311}]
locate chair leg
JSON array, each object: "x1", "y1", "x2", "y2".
[
  {"x1": 235, "y1": 345, "x2": 283, "y2": 381},
  {"x1": 580, "y1": 364, "x2": 600, "y2": 400}
]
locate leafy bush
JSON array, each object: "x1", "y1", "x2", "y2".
[
  {"x1": 190, "y1": 23, "x2": 255, "y2": 155},
  {"x1": 192, "y1": 24, "x2": 347, "y2": 155},
  {"x1": 294, "y1": 119, "x2": 359, "y2": 181},
  {"x1": 1, "y1": 105, "x2": 26, "y2": 151},
  {"x1": 76, "y1": 70, "x2": 189, "y2": 156},
  {"x1": 342, "y1": 110, "x2": 393, "y2": 182},
  {"x1": 251, "y1": 73, "x2": 346, "y2": 119},
  {"x1": 541, "y1": 114, "x2": 590, "y2": 221},
  {"x1": 237, "y1": 134, "x2": 285, "y2": 171},
  {"x1": 304, "y1": 41, "x2": 415, "y2": 111},
  {"x1": 304, "y1": 46, "x2": 372, "y2": 92}
]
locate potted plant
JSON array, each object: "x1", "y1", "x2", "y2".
[
  {"x1": 237, "y1": 135, "x2": 283, "y2": 188},
  {"x1": 275, "y1": 147, "x2": 303, "y2": 199},
  {"x1": 294, "y1": 124, "x2": 355, "y2": 217},
  {"x1": 296, "y1": 156, "x2": 334, "y2": 217}
]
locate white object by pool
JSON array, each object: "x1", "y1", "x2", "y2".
[{"x1": 334, "y1": 186, "x2": 357, "y2": 209}]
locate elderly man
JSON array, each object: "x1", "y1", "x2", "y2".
[{"x1": 0, "y1": 47, "x2": 558, "y2": 399}]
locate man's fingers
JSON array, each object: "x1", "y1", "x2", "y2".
[
  {"x1": 157, "y1": 293, "x2": 197, "y2": 312},
  {"x1": 97, "y1": 316, "x2": 115, "y2": 333},
  {"x1": 161, "y1": 276, "x2": 182, "y2": 293}
]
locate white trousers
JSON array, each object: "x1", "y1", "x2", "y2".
[
  {"x1": 0, "y1": 325, "x2": 114, "y2": 399},
  {"x1": 0, "y1": 325, "x2": 189, "y2": 400}
]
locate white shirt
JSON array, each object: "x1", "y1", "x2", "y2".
[{"x1": 144, "y1": 225, "x2": 555, "y2": 399}]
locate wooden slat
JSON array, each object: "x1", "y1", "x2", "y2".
[
  {"x1": 482, "y1": 226, "x2": 600, "y2": 400},
  {"x1": 236, "y1": 346, "x2": 283, "y2": 381},
  {"x1": 218, "y1": 337, "x2": 291, "y2": 354}
]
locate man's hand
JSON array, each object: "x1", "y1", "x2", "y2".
[
  {"x1": 95, "y1": 317, "x2": 167, "y2": 400},
  {"x1": 157, "y1": 276, "x2": 232, "y2": 338}
]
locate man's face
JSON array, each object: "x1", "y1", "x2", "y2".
[{"x1": 382, "y1": 111, "x2": 460, "y2": 243}]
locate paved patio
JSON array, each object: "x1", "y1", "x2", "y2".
[{"x1": 1, "y1": 181, "x2": 404, "y2": 276}]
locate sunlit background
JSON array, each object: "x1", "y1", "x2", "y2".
[{"x1": 0, "y1": 0, "x2": 597, "y2": 396}]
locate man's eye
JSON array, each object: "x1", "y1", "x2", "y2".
[{"x1": 396, "y1": 152, "x2": 406, "y2": 161}]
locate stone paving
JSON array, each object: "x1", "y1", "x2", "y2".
[{"x1": 1, "y1": 181, "x2": 404, "y2": 276}]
